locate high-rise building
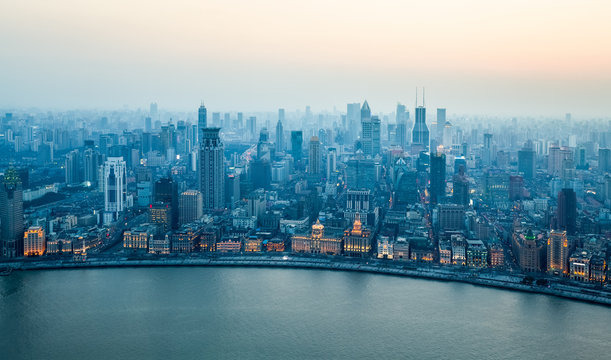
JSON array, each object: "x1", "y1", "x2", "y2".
[
  {"x1": 102, "y1": 157, "x2": 127, "y2": 224},
  {"x1": 291, "y1": 131, "x2": 303, "y2": 162},
  {"x1": 199, "y1": 128, "x2": 225, "y2": 211},
  {"x1": 371, "y1": 116, "x2": 381, "y2": 156},
  {"x1": 275, "y1": 109, "x2": 284, "y2": 153},
  {"x1": 347, "y1": 103, "x2": 361, "y2": 144},
  {"x1": 395, "y1": 103, "x2": 407, "y2": 150},
  {"x1": 154, "y1": 177, "x2": 178, "y2": 228},
  {"x1": 197, "y1": 102, "x2": 207, "y2": 143},
  {"x1": 438, "y1": 204, "x2": 465, "y2": 231},
  {"x1": 599, "y1": 148, "x2": 610, "y2": 173},
  {"x1": 518, "y1": 144, "x2": 536, "y2": 179},
  {"x1": 547, "y1": 230, "x2": 569, "y2": 275},
  {"x1": 0, "y1": 169, "x2": 23, "y2": 257},
  {"x1": 557, "y1": 188, "x2": 576, "y2": 235},
  {"x1": 326, "y1": 147, "x2": 337, "y2": 180},
  {"x1": 360, "y1": 101, "x2": 373, "y2": 156},
  {"x1": 247, "y1": 116, "x2": 257, "y2": 139},
  {"x1": 452, "y1": 166, "x2": 469, "y2": 207},
  {"x1": 430, "y1": 152, "x2": 446, "y2": 205},
  {"x1": 436, "y1": 108, "x2": 446, "y2": 143},
  {"x1": 23, "y1": 226, "x2": 45, "y2": 256},
  {"x1": 65, "y1": 149, "x2": 81, "y2": 185},
  {"x1": 149, "y1": 203, "x2": 172, "y2": 233},
  {"x1": 83, "y1": 148, "x2": 101, "y2": 186},
  {"x1": 308, "y1": 136, "x2": 321, "y2": 176},
  {"x1": 412, "y1": 106, "x2": 429, "y2": 151},
  {"x1": 179, "y1": 190, "x2": 203, "y2": 225}
]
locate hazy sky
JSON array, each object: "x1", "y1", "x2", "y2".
[{"x1": 1, "y1": 0, "x2": 611, "y2": 116}]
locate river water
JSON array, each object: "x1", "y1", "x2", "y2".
[{"x1": 1, "y1": 267, "x2": 609, "y2": 359}]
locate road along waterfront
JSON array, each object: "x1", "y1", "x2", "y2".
[{"x1": 2, "y1": 253, "x2": 610, "y2": 306}]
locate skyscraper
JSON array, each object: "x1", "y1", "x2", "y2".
[
  {"x1": 412, "y1": 106, "x2": 429, "y2": 151},
  {"x1": 197, "y1": 102, "x2": 207, "y2": 143},
  {"x1": 200, "y1": 128, "x2": 225, "y2": 211},
  {"x1": 275, "y1": 109, "x2": 284, "y2": 153},
  {"x1": 430, "y1": 152, "x2": 446, "y2": 205},
  {"x1": 436, "y1": 108, "x2": 446, "y2": 143},
  {"x1": 83, "y1": 148, "x2": 100, "y2": 186},
  {"x1": 291, "y1": 130, "x2": 303, "y2": 162},
  {"x1": 395, "y1": 103, "x2": 407, "y2": 150},
  {"x1": 154, "y1": 176, "x2": 179, "y2": 229},
  {"x1": 179, "y1": 190, "x2": 203, "y2": 225},
  {"x1": 452, "y1": 165, "x2": 469, "y2": 207},
  {"x1": 65, "y1": 149, "x2": 81, "y2": 185},
  {"x1": 102, "y1": 157, "x2": 127, "y2": 224},
  {"x1": 557, "y1": 188, "x2": 576, "y2": 235},
  {"x1": 347, "y1": 103, "x2": 361, "y2": 144},
  {"x1": 308, "y1": 136, "x2": 321, "y2": 176},
  {"x1": 0, "y1": 169, "x2": 23, "y2": 257},
  {"x1": 518, "y1": 142, "x2": 536, "y2": 179},
  {"x1": 326, "y1": 147, "x2": 337, "y2": 180},
  {"x1": 360, "y1": 101, "x2": 374, "y2": 156}
]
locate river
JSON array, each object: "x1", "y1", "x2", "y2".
[{"x1": 1, "y1": 267, "x2": 609, "y2": 359}]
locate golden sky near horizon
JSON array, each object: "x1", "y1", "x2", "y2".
[{"x1": 1, "y1": 0, "x2": 611, "y2": 116}]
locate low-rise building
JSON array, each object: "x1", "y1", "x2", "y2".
[
  {"x1": 24, "y1": 226, "x2": 46, "y2": 256},
  {"x1": 569, "y1": 249, "x2": 592, "y2": 282},
  {"x1": 377, "y1": 234, "x2": 393, "y2": 259},
  {"x1": 439, "y1": 241, "x2": 452, "y2": 264},
  {"x1": 466, "y1": 239, "x2": 488, "y2": 268},
  {"x1": 451, "y1": 234, "x2": 466, "y2": 265},
  {"x1": 393, "y1": 237, "x2": 410, "y2": 261}
]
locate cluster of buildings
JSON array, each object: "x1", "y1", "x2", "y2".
[{"x1": 1, "y1": 100, "x2": 610, "y2": 287}]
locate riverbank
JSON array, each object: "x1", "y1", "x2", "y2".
[{"x1": 2, "y1": 254, "x2": 610, "y2": 306}]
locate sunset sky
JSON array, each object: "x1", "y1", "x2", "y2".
[{"x1": 1, "y1": 0, "x2": 610, "y2": 116}]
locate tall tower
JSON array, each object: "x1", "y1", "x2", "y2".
[
  {"x1": 179, "y1": 190, "x2": 203, "y2": 225},
  {"x1": 198, "y1": 102, "x2": 207, "y2": 144},
  {"x1": 326, "y1": 147, "x2": 337, "y2": 180},
  {"x1": 557, "y1": 188, "x2": 576, "y2": 235},
  {"x1": 102, "y1": 157, "x2": 127, "y2": 224},
  {"x1": 291, "y1": 131, "x2": 303, "y2": 162},
  {"x1": 430, "y1": 151, "x2": 446, "y2": 205},
  {"x1": 347, "y1": 103, "x2": 361, "y2": 144},
  {"x1": 0, "y1": 169, "x2": 23, "y2": 257},
  {"x1": 276, "y1": 109, "x2": 285, "y2": 153},
  {"x1": 360, "y1": 101, "x2": 373, "y2": 156},
  {"x1": 200, "y1": 128, "x2": 225, "y2": 211},
  {"x1": 412, "y1": 90, "x2": 429, "y2": 150},
  {"x1": 309, "y1": 136, "x2": 321, "y2": 176},
  {"x1": 395, "y1": 103, "x2": 407, "y2": 150}
]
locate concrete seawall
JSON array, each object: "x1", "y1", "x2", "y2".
[{"x1": 3, "y1": 255, "x2": 611, "y2": 306}]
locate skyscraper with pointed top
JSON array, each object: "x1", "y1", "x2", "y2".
[
  {"x1": 360, "y1": 100, "x2": 379, "y2": 156},
  {"x1": 198, "y1": 102, "x2": 207, "y2": 144},
  {"x1": 276, "y1": 109, "x2": 284, "y2": 153},
  {"x1": 412, "y1": 89, "x2": 429, "y2": 151}
]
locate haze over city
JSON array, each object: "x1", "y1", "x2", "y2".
[{"x1": 2, "y1": 0, "x2": 611, "y2": 116}]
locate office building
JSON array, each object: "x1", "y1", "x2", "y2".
[
  {"x1": 308, "y1": 136, "x2": 321, "y2": 176},
  {"x1": 430, "y1": 152, "x2": 446, "y2": 205},
  {"x1": 200, "y1": 128, "x2": 225, "y2": 211},
  {"x1": 198, "y1": 102, "x2": 207, "y2": 143},
  {"x1": 102, "y1": 157, "x2": 127, "y2": 224},
  {"x1": 291, "y1": 131, "x2": 303, "y2": 162},
  {"x1": 557, "y1": 188, "x2": 576, "y2": 235},
  {"x1": 547, "y1": 230, "x2": 569, "y2": 275},
  {"x1": 179, "y1": 190, "x2": 203, "y2": 225}
]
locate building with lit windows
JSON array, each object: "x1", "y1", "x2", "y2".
[
  {"x1": 291, "y1": 219, "x2": 342, "y2": 255},
  {"x1": 343, "y1": 214, "x2": 373, "y2": 258},
  {"x1": 547, "y1": 230, "x2": 569, "y2": 275},
  {"x1": 123, "y1": 225, "x2": 156, "y2": 250},
  {"x1": 23, "y1": 226, "x2": 45, "y2": 256},
  {"x1": 466, "y1": 239, "x2": 488, "y2": 268},
  {"x1": 376, "y1": 234, "x2": 393, "y2": 259},
  {"x1": 569, "y1": 249, "x2": 592, "y2": 282}
]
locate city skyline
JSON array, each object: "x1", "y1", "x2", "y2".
[{"x1": 2, "y1": 1, "x2": 611, "y2": 116}]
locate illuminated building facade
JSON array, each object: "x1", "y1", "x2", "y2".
[
  {"x1": 569, "y1": 250, "x2": 591, "y2": 282},
  {"x1": 547, "y1": 230, "x2": 569, "y2": 275},
  {"x1": 24, "y1": 226, "x2": 45, "y2": 256},
  {"x1": 291, "y1": 219, "x2": 342, "y2": 255},
  {"x1": 123, "y1": 225, "x2": 155, "y2": 250},
  {"x1": 343, "y1": 214, "x2": 373, "y2": 258},
  {"x1": 466, "y1": 239, "x2": 488, "y2": 268}
]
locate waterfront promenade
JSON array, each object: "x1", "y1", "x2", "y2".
[{"x1": 2, "y1": 253, "x2": 610, "y2": 306}]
